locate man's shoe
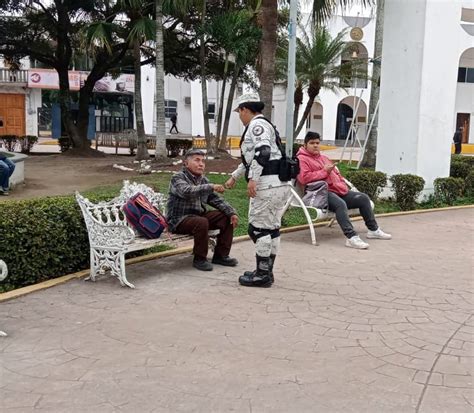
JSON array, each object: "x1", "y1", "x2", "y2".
[
  {"x1": 367, "y1": 228, "x2": 392, "y2": 240},
  {"x1": 212, "y1": 255, "x2": 238, "y2": 267},
  {"x1": 0, "y1": 191, "x2": 8, "y2": 196},
  {"x1": 345, "y1": 235, "x2": 369, "y2": 250},
  {"x1": 193, "y1": 259, "x2": 213, "y2": 271}
]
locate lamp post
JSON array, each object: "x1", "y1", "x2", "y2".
[{"x1": 285, "y1": 0, "x2": 298, "y2": 157}]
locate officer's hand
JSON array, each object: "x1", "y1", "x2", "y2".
[
  {"x1": 230, "y1": 215, "x2": 239, "y2": 228},
  {"x1": 224, "y1": 177, "x2": 236, "y2": 189},
  {"x1": 213, "y1": 184, "x2": 225, "y2": 193},
  {"x1": 247, "y1": 180, "x2": 257, "y2": 198}
]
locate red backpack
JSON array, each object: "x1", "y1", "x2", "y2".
[{"x1": 123, "y1": 193, "x2": 168, "y2": 239}]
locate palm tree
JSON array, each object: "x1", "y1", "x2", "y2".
[
  {"x1": 293, "y1": 26, "x2": 351, "y2": 137},
  {"x1": 154, "y1": 0, "x2": 168, "y2": 158},
  {"x1": 258, "y1": 0, "x2": 374, "y2": 121},
  {"x1": 119, "y1": 0, "x2": 155, "y2": 160}
]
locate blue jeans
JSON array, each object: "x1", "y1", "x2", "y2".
[{"x1": 0, "y1": 158, "x2": 15, "y2": 191}]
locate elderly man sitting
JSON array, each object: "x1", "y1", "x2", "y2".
[{"x1": 166, "y1": 149, "x2": 239, "y2": 271}]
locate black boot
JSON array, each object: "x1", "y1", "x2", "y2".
[
  {"x1": 239, "y1": 255, "x2": 271, "y2": 287},
  {"x1": 243, "y1": 254, "x2": 276, "y2": 284}
]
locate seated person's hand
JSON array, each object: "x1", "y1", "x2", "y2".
[
  {"x1": 224, "y1": 177, "x2": 236, "y2": 189},
  {"x1": 230, "y1": 214, "x2": 239, "y2": 228},
  {"x1": 324, "y1": 162, "x2": 336, "y2": 173},
  {"x1": 213, "y1": 184, "x2": 225, "y2": 193}
]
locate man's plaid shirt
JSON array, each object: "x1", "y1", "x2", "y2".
[{"x1": 166, "y1": 168, "x2": 237, "y2": 232}]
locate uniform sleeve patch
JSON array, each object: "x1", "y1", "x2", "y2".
[{"x1": 252, "y1": 125, "x2": 264, "y2": 136}]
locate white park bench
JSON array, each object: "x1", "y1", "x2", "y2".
[
  {"x1": 76, "y1": 180, "x2": 217, "y2": 288},
  {"x1": 283, "y1": 179, "x2": 374, "y2": 246},
  {"x1": 0, "y1": 260, "x2": 8, "y2": 337}
]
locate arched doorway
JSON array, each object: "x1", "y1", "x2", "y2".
[
  {"x1": 335, "y1": 96, "x2": 367, "y2": 141},
  {"x1": 455, "y1": 47, "x2": 474, "y2": 144}
]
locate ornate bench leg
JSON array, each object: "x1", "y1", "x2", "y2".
[
  {"x1": 86, "y1": 248, "x2": 100, "y2": 282},
  {"x1": 105, "y1": 250, "x2": 135, "y2": 289}
]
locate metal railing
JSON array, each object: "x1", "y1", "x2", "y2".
[{"x1": 0, "y1": 68, "x2": 28, "y2": 83}]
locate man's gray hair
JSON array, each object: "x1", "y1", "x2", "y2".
[{"x1": 184, "y1": 148, "x2": 206, "y2": 159}]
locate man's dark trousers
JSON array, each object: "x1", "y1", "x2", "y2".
[{"x1": 175, "y1": 211, "x2": 233, "y2": 261}]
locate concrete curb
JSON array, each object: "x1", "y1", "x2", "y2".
[{"x1": 1, "y1": 204, "x2": 473, "y2": 302}]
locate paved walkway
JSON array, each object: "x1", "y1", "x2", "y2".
[{"x1": 1, "y1": 209, "x2": 473, "y2": 412}]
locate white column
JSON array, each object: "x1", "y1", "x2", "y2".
[{"x1": 376, "y1": 0, "x2": 461, "y2": 192}]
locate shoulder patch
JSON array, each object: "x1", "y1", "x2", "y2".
[{"x1": 252, "y1": 125, "x2": 264, "y2": 136}]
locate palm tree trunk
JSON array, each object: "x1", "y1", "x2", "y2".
[
  {"x1": 134, "y1": 40, "x2": 149, "y2": 160},
  {"x1": 258, "y1": 0, "x2": 278, "y2": 120},
  {"x1": 219, "y1": 64, "x2": 240, "y2": 150},
  {"x1": 360, "y1": 0, "x2": 384, "y2": 168},
  {"x1": 294, "y1": 91, "x2": 319, "y2": 137},
  {"x1": 293, "y1": 81, "x2": 303, "y2": 131},
  {"x1": 216, "y1": 53, "x2": 229, "y2": 147},
  {"x1": 200, "y1": 0, "x2": 212, "y2": 153},
  {"x1": 155, "y1": 0, "x2": 167, "y2": 158}
]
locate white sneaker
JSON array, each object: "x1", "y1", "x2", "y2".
[
  {"x1": 367, "y1": 228, "x2": 392, "y2": 240},
  {"x1": 345, "y1": 235, "x2": 369, "y2": 249}
]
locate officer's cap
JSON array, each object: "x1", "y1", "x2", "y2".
[{"x1": 233, "y1": 92, "x2": 261, "y2": 112}]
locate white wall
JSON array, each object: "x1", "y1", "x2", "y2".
[{"x1": 377, "y1": 0, "x2": 465, "y2": 193}]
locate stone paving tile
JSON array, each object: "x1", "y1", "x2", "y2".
[{"x1": 1, "y1": 209, "x2": 473, "y2": 412}]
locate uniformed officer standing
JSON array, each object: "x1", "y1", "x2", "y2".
[{"x1": 225, "y1": 93, "x2": 290, "y2": 288}]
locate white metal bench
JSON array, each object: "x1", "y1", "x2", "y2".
[
  {"x1": 283, "y1": 179, "x2": 374, "y2": 246},
  {"x1": 0, "y1": 259, "x2": 8, "y2": 337},
  {"x1": 76, "y1": 180, "x2": 217, "y2": 288}
]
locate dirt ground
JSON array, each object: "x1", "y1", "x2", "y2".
[{"x1": 4, "y1": 154, "x2": 241, "y2": 201}]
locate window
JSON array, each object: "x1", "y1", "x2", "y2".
[
  {"x1": 165, "y1": 100, "x2": 177, "y2": 118},
  {"x1": 457, "y1": 67, "x2": 474, "y2": 83},
  {"x1": 208, "y1": 103, "x2": 216, "y2": 120}
]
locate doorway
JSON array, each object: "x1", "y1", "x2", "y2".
[
  {"x1": 456, "y1": 113, "x2": 470, "y2": 143},
  {"x1": 0, "y1": 93, "x2": 25, "y2": 136},
  {"x1": 335, "y1": 103, "x2": 353, "y2": 141}
]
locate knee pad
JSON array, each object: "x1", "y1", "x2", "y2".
[
  {"x1": 255, "y1": 235, "x2": 272, "y2": 257},
  {"x1": 248, "y1": 224, "x2": 271, "y2": 243}
]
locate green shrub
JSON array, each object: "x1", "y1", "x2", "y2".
[
  {"x1": 0, "y1": 196, "x2": 90, "y2": 292},
  {"x1": 19, "y1": 135, "x2": 38, "y2": 153},
  {"x1": 450, "y1": 160, "x2": 471, "y2": 180},
  {"x1": 451, "y1": 154, "x2": 474, "y2": 168},
  {"x1": 434, "y1": 177, "x2": 464, "y2": 205},
  {"x1": 1, "y1": 134, "x2": 18, "y2": 152},
  {"x1": 465, "y1": 170, "x2": 474, "y2": 196},
  {"x1": 345, "y1": 169, "x2": 387, "y2": 201},
  {"x1": 390, "y1": 174, "x2": 425, "y2": 210}
]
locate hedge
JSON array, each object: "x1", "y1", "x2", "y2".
[
  {"x1": 390, "y1": 174, "x2": 425, "y2": 211},
  {"x1": 345, "y1": 169, "x2": 387, "y2": 201},
  {"x1": 434, "y1": 177, "x2": 464, "y2": 205},
  {"x1": 0, "y1": 196, "x2": 90, "y2": 292}
]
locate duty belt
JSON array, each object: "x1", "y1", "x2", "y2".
[{"x1": 261, "y1": 160, "x2": 280, "y2": 176}]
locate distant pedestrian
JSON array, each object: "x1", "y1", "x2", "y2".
[
  {"x1": 453, "y1": 127, "x2": 463, "y2": 155},
  {"x1": 170, "y1": 113, "x2": 179, "y2": 134}
]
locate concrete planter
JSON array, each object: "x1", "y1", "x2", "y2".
[{"x1": 0, "y1": 151, "x2": 27, "y2": 188}]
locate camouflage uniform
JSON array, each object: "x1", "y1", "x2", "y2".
[{"x1": 231, "y1": 115, "x2": 290, "y2": 287}]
